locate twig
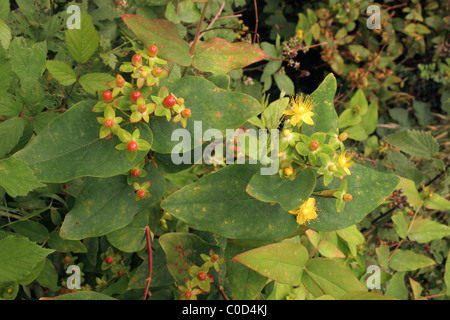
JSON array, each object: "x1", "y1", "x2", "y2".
[
  {"x1": 198, "y1": 2, "x2": 226, "y2": 41},
  {"x1": 253, "y1": 0, "x2": 259, "y2": 44},
  {"x1": 308, "y1": 231, "x2": 332, "y2": 258},
  {"x1": 143, "y1": 226, "x2": 153, "y2": 300},
  {"x1": 418, "y1": 293, "x2": 446, "y2": 300},
  {"x1": 213, "y1": 283, "x2": 229, "y2": 300}
]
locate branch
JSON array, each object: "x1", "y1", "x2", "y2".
[{"x1": 143, "y1": 226, "x2": 153, "y2": 300}]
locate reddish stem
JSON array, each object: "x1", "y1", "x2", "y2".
[{"x1": 143, "y1": 226, "x2": 153, "y2": 300}]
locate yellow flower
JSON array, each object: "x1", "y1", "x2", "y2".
[
  {"x1": 338, "y1": 150, "x2": 354, "y2": 175},
  {"x1": 289, "y1": 197, "x2": 318, "y2": 225},
  {"x1": 283, "y1": 94, "x2": 315, "y2": 127}
]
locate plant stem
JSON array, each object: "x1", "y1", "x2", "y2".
[
  {"x1": 308, "y1": 231, "x2": 332, "y2": 258},
  {"x1": 143, "y1": 226, "x2": 153, "y2": 300},
  {"x1": 190, "y1": 1, "x2": 209, "y2": 57},
  {"x1": 213, "y1": 283, "x2": 229, "y2": 300}
]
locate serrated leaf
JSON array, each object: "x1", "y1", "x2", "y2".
[
  {"x1": 79, "y1": 73, "x2": 114, "y2": 94},
  {"x1": 46, "y1": 60, "x2": 77, "y2": 86},
  {"x1": 0, "y1": 157, "x2": 45, "y2": 198},
  {"x1": 65, "y1": 11, "x2": 99, "y2": 64},
  {"x1": 383, "y1": 130, "x2": 439, "y2": 159},
  {"x1": 0, "y1": 236, "x2": 54, "y2": 283},
  {"x1": 233, "y1": 242, "x2": 308, "y2": 286}
]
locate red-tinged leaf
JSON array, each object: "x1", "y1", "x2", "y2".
[
  {"x1": 121, "y1": 15, "x2": 191, "y2": 67},
  {"x1": 192, "y1": 37, "x2": 268, "y2": 74}
]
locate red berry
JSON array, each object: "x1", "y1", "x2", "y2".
[
  {"x1": 130, "y1": 91, "x2": 142, "y2": 103},
  {"x1": 163, "y1": 95, "x2": 177, "y2": 108},
  {"x1": 118, "y1": 271, "x2": 123, "y2": 278},
  {"x1": 64, "y1": 257, "x2": 71, "y2": 263},
  {"x1": 211, "y1": 254, "x2": 219, "y2": 262},
  {"x1": 132, "y1": 54, "x2": 142, "y2": 66},
  {"x1": 104, "y1": 119, "x2": 114, "y2": 128},
  {"x1": 207, "y1": 274, "x2": 214, "y2": 282},
  {"x1": 181, "y1": 109, "x2": 192, "y2": 118},
  {"x1": 106, "y1": 256, "x2": 113, "y2": 265},
  {"x1": 344, "y1": 194, "x2": 353, "y2": 202},
  {"x1": 138, "y1": 104, "x2": 147, "y2": 113},
  {"x1": 152, "y1": 67, "x2": 163, "y2": 77},
  {"x1": 116, "y1": 74, "x2": 125, "y2": 87},
  {"x1": 148, "y1": 45, "x2": 158, "y2": 57},
  {"x1": 131, "y1": 168, "x2": 141, "y2": 177},
  {"x1": 184, "y1": 291, "x2": 192, "y2": 299},
  {"x1": 197, "y1": 272, "x2": 207, "y2": 281},
  {"x1": 137, "y1": 189, "x2": 146, "y2": 199},
  {"x1": 102, "y1": 90, "x2": 113, "y2": 103},
  {"x1": 339, "y1": 132, "x2": 348, "y2": 141},
  {"x1": 309, "y1": 141, "x2": 319, "y2": 151},
  {"x1": 127, "y1": 140, "x2": 138, "y2": 152}
]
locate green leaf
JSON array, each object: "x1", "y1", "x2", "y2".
[
  {"x1": 192, "y1": 37, "x2": 267, "y2": 74},
  {"x1": 246, "y1": 168, "x2": 316, "y2": 211},
  {"x1": 375, "y1": 244, "x2": 390, "y2": 270},
  {"x1": 47, "y1": 230, "x2": 87, "y2": 253},
  {"x1": 0, "y1": 18, "x2": 11, "y2": 50},
  {"x1": 36, "y1": 258, "x2": 59, "y2": 292},
  {"x1": 106, "y1": 211, "x2": 148, "y2": 253},
  {"x1": 302, "y1": 258, "x2": 366, "y2": 299},
  {"x1": 41, "y1": 291, "x2": 116, "y2": 300},
  {"x1": 385, "y1": 272, "x2": 408, "y2": 300},
  {"x1": 345, "y1": 124, "x2": 368, "y2": 141},
  {"x1": 308, "y1": 164, "x2": 399, "y2": 231},
  {"x1": 15, "y1": 101, "x2": 153, "y2": 183},
  {"x1": 0, "y1": 0, "x2": 9, "y2": 21},
  {"x1": 0, "y1": 116, "x2": 27, "y2": 158},
  {"x1": 46, "y1": 60, "x2": 77, "y2": 86},
  {"x1": 0, "y1": 236, "x2": 54, "y2": 283},
  {"x1": 0, "y1": 157, "x2": 45, "y2": 198},
  {"x1": 122, "y1": 14, "x2": 191, "y2": 66},
  {"x1": 383, "y1": 130, "x2": 439, "y2": 159},
  {"x1": 389, "y1": 250, "x2": 435, "y2": 272},
  {"x1": 340, "y1": 292, "x2": 397, "y2": 300},
  {"x1": 79, "y1": 73, "x2": 115, "y2": 94},
  {"x1": 408, "y1": 219, "x2": 450, "y2": 244},
  {"x1": 423, "y1": 193, "x2": 450, "y2": 211},
  {"x1": 149, "y1": 76, "x2": 261, "y2": 153},
  {"x1": 159, "y1": 233, "x2": 224, "y2": 284},
  {"x1": 302, "y1": 74, "x2": 338, "y2": 136},
  {"x1": 445, "y1": 250, "x2": 450, "y2": 296},
  {"x1": 11, "y1": 220, "x2": 49, "y2": 243},
  {"x1": 225, "y1": 242, "x2": 267, "y2": 300},
  {"x1": 0, "y1": 94, "x2": 21, "y2": 119},
  {"x1": 392, "y1": 212, "x2": 408, "y2": 240},
  {"x1": 233, "y1": 241, "x2": 308, "y2": 286},
  {"x1": 305, "y1": 230, "x2": 346, "y2": 259},
  {"x1": 60, "y1": 163, "x2": 165, "y2": 240},
  {"x1": 9, "y1": 37, "x2": 47, "y2": 92},
  {"x1": 161, "y1": 164, "x2": 298, "y2": 241},
  {"x1": 18, "y1": 258, "x2": 45, "y2": 285},
  {"x1": 65, "y1": 11, "x2": 99, "y2": 64},
  {"x1": 273, "y1": 73, "x2": 295, "y2": 95}
]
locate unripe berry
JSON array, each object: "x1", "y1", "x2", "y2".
[
  {"x1": 139, "y1": 104, "x2": 147, "y2": 113},
  {"x1": 116, "y1": 74, "x2": 125, "y2": 87},
  {"x1": 184, "y1": 291, "x2": 192, "y2": 299},
  {"x1": 339, "y1": 132, "x2": 348, "y2": 141},
  {"x1": 102, "y1": 90, "x2": 113, "y2": 103},
  {"x1": 343, "y1": 194, "x2": 353, "y2": 202},
  {"x1": 131, "y1": 168, "x2": 141, "y2": 177},
  {"x1": 152, "y1": 67, "x2": 163, "y2": 77},
  {"x1": 132, "y1": 54, "x2": 142, "y2": 66},
  {"x1": 309, "y1": 141, "x2": 319, "y2": 151},
  {"x1": 197, "y1": 272, "x2": 207, "y2": 281},
  {"x1": 211, "y1": 254, "x2": 219, "y2": 262},
  {"x1": 127, "y1": 140, "x2": 138, "y2": 152},
  {"x1": 130, "y1": 91, "x2": 142, "y2": 103},
  {"x1": 328, "y1": 164, "x2": 338, "y2": 172},
  {"x1": 137, "y1": 189, "x2": 146, "y2": 199},
  {"x1": 148, "y1": 45, "x2": 158, "y2": 57},
  {"x1": 106, "y1": 256, "x2": 113, "y2": 265},
  {"x1": 181, "y1": 109, "x2": 192, "y2": 118},
  {"x1": 104, "y1": 119, "x2": 114, "y2": 128},
  {"x1": 177, "y1": 98, "x2": 185, "y2": 105},
  {"x1": 64, "y1": 256, "x2": 71, "y2": 263},
  {"x1": 284, "y1": 167, "x2": 294, "y2": 177},
  {"x1": 282, "y1": 129, "x2": 291, "y2": 137},
  {"x1": 163, "y1": 95, "x2": 177, "y2": 108},
  {"x1": 140, "y1": 70, "x2": 148, "y2": 78}
]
